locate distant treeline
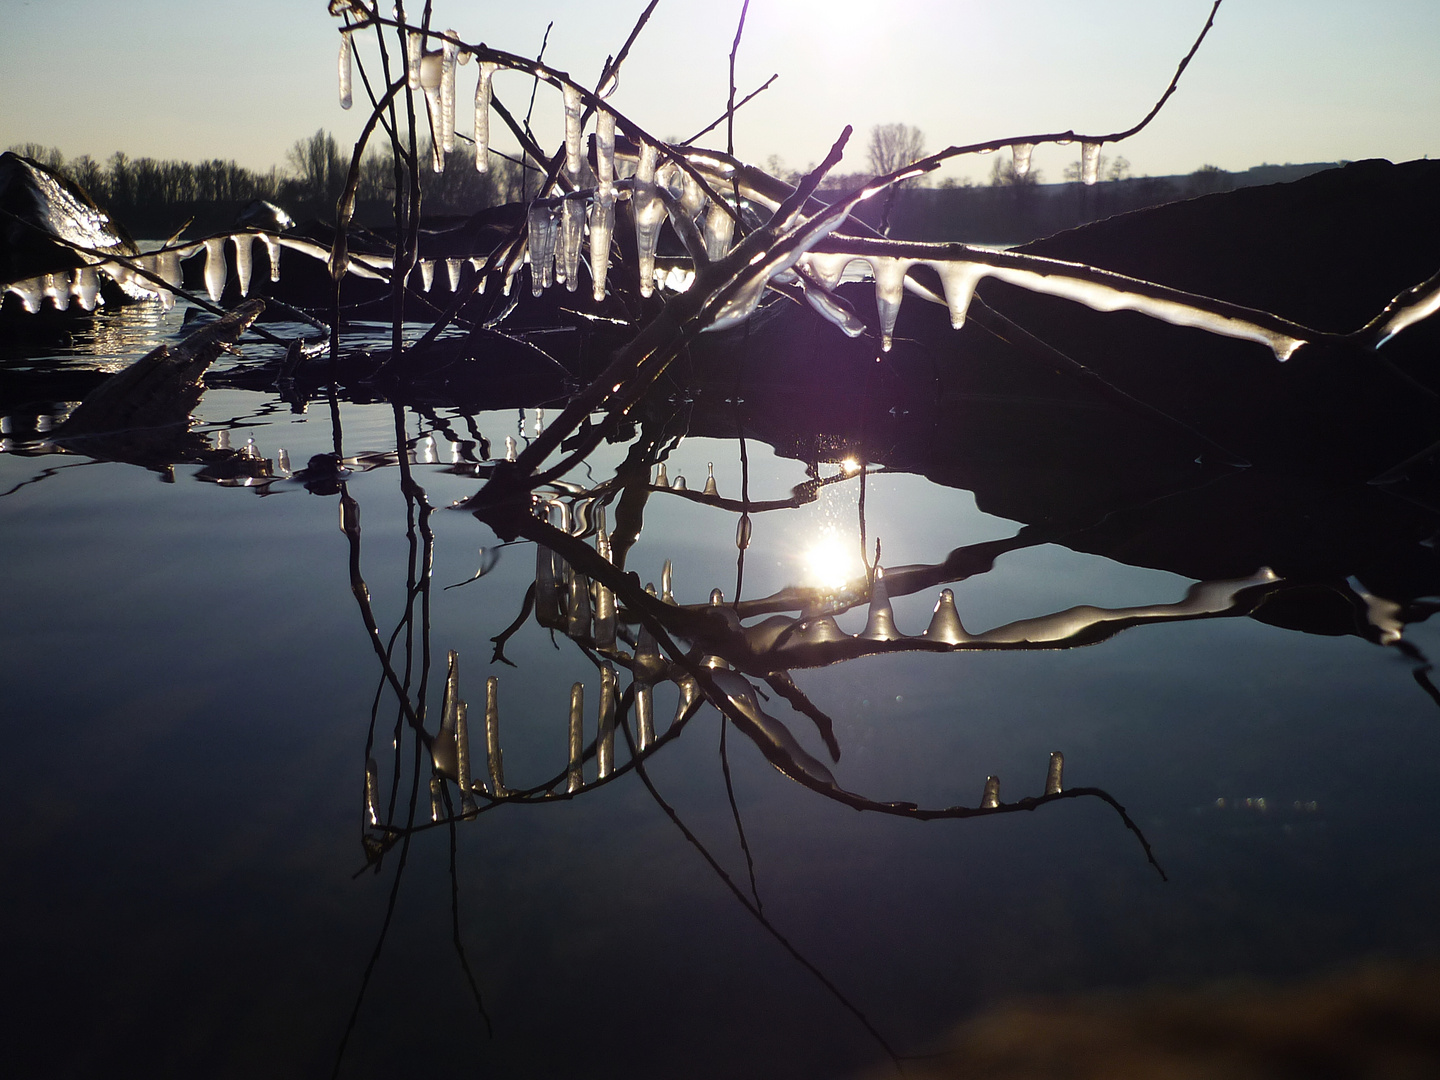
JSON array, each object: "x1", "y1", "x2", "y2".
[{"x1": 8, "y1": 130, "x2": 529, "y2": 237}]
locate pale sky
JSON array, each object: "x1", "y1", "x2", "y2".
[{"x1": 2, "y1": 0, "x2": 1437, "y2": 186}]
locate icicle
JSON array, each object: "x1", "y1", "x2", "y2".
[
  {"x1": 981, "y1": 775, "x2": 1000, "y2": 809},
  {"x1": 277, "y1": 448, "x2": 292, "y2": 475},
  {"x1": 671, "y1": 475, "x2": 687, "y2": 491},
  {"x1": 588, "y1": 193, "x2": 614, "y2": 301},
  {"x1": 7, "y1": 277, "x2": 44, "y2": 313},
  {"x1": 593, "y1": 518, "x2": 616, "y2": 650},
  {"x1": 202, "y1": 237, "x2": 227, "y2": 302},
  {"x1": 860, "y1": 567, "x2": 902, "y2": 641},
  {"x1": 703, "y1": 462, "x2": 718, "y2": 496},
  {"x1": 528, "y1": 203, "x2": 557, "y2": 295},
  {"x1": 418, "y1": 258, "x2": 435, "y2": 291},
  {"x1": 736, "y1": 516, "x2": 752, "y2": 550},
  {"x1": 559, "y1": 197, "x2": 584, "y2": 292},
  {"x1": 338, "y1": 36, "x2": 353, "y2": 109},
  {"x1": 654, "y1": 462, "x2": 668, "y2": 487},
  {"x1": 484, "y1": 676, "x2": 506, "y2": 796},
  {"x1": 429, "y1": 776, "x2": 446, "y2": 821},
  {"x1": 635, "y1": 681, "x2": 655, "y2": 751},
  {"x1": 562, "y1": 82, "x2": 584, "y2": 179},
  {"x1": 406, "y1": 29, "x2": 422, "y2": 90},
  {"x1": 595, "y1": 109, "x2": 616, "y2": 198},
  {"x1": 870, "y1": 257, "x2": 913, "y2": 351},
  {"x1": 1012, "y1": 142, "x2": 1034, "y2": 179},
  {"x1": 504, "y1": 434, "x2": 517, "y2": 462},
  {"x1": 431, "y1": 650, "x2": 461, "y2": 780},
  {"x1": 678, "y1": 172, "x2": 707, "y2": 223},
  {"x1": 445, "y1": 257, "x2": 461, "y2": 291},
  {"x1": 927, "y1": 260, "x2": 987, "y2": 329},
  {"x1": 632, "y1": 142, "x2": 666, "y2": 297},
  {"x1": 701, "y1": 199, "x2": 733, "y2": 262},
  {"x1": 710, "y1": 588, "x2": 725, "y2": 605},
  {"x1": 925, "y1": 588, "x2": 968, "y2": 644},
  {"x1": 785, "y1": 615, "x2": 848, "y2": 648},
  {"x1": 159, "y1": 249, "x2": 183, "y2": 288},
  {"x1": 673, "y1": 676, "x2": 699, "y2": 724},
  {"x1": 232, "y1": 234, "x2": 254, "y2": 297},
  {"x1": 803, "y1": 253, "x2": 853, "y2": 291},
  {"x1": 473, "y1": 62, "x2": 497, "y2": 172},
  {"x1": 440, "y1": 31, "x2": 459, "y2": 155},
  {"x1": 661, "y1": 559, "x2": 674, "y2": 604},
  {"x1": 261, "y1": 233, "x2": 282, "y2": 282},
  {"x1": 44, "y1": 273, "x2": 70, "y2": 312},
  {"x1": 535, "y1": 537, "x2": 563, "y2": 629},
  {"x1": 364, "y1": 757, "x2": 381, "y2": 826},
  {"x1": 73, "y1": 266, "x2": 100, "y2": 311},
  {"x1": 455, "y1": 700, "x2": 476, "y2": 813},
  {"x1": 567, "y1": 683, "x2": 585, "y2": 793},
  {"x1": 419, "y1": 50, "x2": 445, "y2": 172},
  {"x1": 1081, "y1": 142, "x2": 1101, "y2": 186},
  {"x1": 1045, "y1": 751, "x2": 1064, "y2": 795},
  {"x1": 567, "y1": 567, "x2": 592, "y2": 641},
  {"x1": 596, "y1": 664, "x2": 617, "y2": 779}
]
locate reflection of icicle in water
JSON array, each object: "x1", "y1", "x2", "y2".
[
  {"x1": 567, "y1": 683, "x2": 585, "y2": 793},
  {"x1": 418, "y1": 259, "x2": 435, "y2": 291},
  {"x1": 440, "y1": 31, "x2": 459, "y2": 156},
  {"x1": 593, "y1": 518, "x2": 616, "y2": 649},
  {"x1": 1012, "y1": 142, "x2": 1034, "y2": 179},
  {"x1": 455, "y1": 701, "x2": 476, "y2": 813},
  {"x1": 928, "y1": 259, "x2": 985, "y2": 329},
  {"x1": 702, "y1": 199, "x2": 734, "y2": 262},
  {"x1": 981, "y1": 775, "x2": 1000, "y2": 809},
  {"x1": 596, "y1": 664, "x2": 617, "y2": 779},
  {"x1": 1081, "y1": 142, "x2": 1101, "y2": 186},
  {"x1": 871, "y1": 257, "x2": 914, "y2": 351},
  {"x1": 429, "y1": 776, "x2": 445, "y2": 822},
  {"x1": 589, "y1": 194, "x2": 614, "y2": 301},
  {"x1": 232, "y1": 234, "x2": 254, "y2": 297},
  {"x1": 1045, "y1": 751, "x2": 1064, "y2": 795},
  {"x1": 484, "y1": 676, "x2": 506, "y2": 796},
  {"x1": 528, "y1": 203, "x2": 557, "y2": 295},
  {"x1": 203, "y1": 238, "x2": 227, "y2": 302},
  {"x1": 364, "y1": 758, "x2": 380, "y2": 826},
  {"x1": 446, "y1": 257, "x2": 461, "y2": 291},
  {"x1": 632, "y1": 142, "x2": 665, "y2": 298},
  {"x1": 473, "y1": 62, "x2": 497, "y2": 172},
  {"x1": 559, "y1": 197, "x2": 584, "y2": 291},
  {"x1": 338, "y1": 36, "x2": 353, "y2": 109},
  {"x1": 562, "y1": 83, "x2": 584, "y2": 178}
]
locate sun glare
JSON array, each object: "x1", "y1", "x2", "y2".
[{"x1": 803, "y1": 527, "x2": 864, "y2": 591}]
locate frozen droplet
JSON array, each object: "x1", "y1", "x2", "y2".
[
  {"x1": 567, "y1": 683, "x2": 585, "y2": 793},
  {"x1": 860, "y1": 567, "x2": 902, "y2": 641},
  {"x1": 703, "y1": 462, "x2": 718, "y2": 496},
  {"x1": 710, "y1": 588, "x2": 724, "y2": 605},
  {"x1": 632, "y1": 142, "x2": 666, "y2": 297},
  {"x1": 1045, "y1": 751, "x2": 1064, "y2": 795},
  {"x1": 485, "y1": 676, "x2": 506, "y2": 795},
  {"x1": 473, "y1": 62, "x2": 497, "y2": 172},
  {"x1": 588, "y1": 193, "x2": 614, "y2": 301},
  {"x1": 338, "y1": 36, "x2": 353, "y2": 109},
  {"x1": 562, "y1": 82, "x2": 584, "y2": 179},
  {"x1": 981, "y1": 775, "x2": 1000, "y2": 809},
  {"x1": 242, "y1": 436, "x2": 259, "y2": 460},
  {"x1": 364, "y1": 757, "x2": 381, "y2": 826},
  {"x1": 701, "y1": 199, "x2": 733, "y2": 262},
  {"x1": 735, "y1": 515, "x2": 752, "y2": 551},
  {"x1": 870, "y1": 257, "x2": 913, "y2": 352},
  {"x1": 1081, "y1": 142, "x2": 1101, "y2": 186},
  {"x1": 418, "y1": 258, "x2": 434, "y2": 291},
  {"x1": 527, "y1": 203, "x2": 557, "y2": 295},
  {"x1": 925, "y1": 588, "x2": 968, "y2": 644},
  {"x1": 928, "y1": 260, "x2": 987, "y2": 330},
  {"x1": 203, "y1": 237, "x2": 227, "y2": 301},
  {"x1": 596, "y1": 664, "x2": 617, "y2": 779},
  {"x1": 654, "y1": 462, "x2": 668, "y2": 487},
  {"x1": 232, "y1": 234, "x2": 254, "y2": 297},
  {"x1": 1012, "y1": 142, "x2": 1034, "y2": 179},
  {"x1": 595, "y1": 109, "x2": 616, "y2": 198},
  {"x1": 559, "y1": 196, "x2": 584, "y2": 291}
]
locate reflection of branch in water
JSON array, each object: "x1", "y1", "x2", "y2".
[{"x1": 719, "y1": 717, "x2": 764, "y2": 915}]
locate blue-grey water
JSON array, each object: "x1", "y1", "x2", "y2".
[{"x1": 2, "y1": 301, "x2": 1438, "y2": 1078}]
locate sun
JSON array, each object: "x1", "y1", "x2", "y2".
[{"x1": 802, "y1": 526, "x2": 865, "y2": 591}]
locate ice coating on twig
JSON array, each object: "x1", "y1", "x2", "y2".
[
  {"x1": 596, "y1": 664, "x2": 617, "y2": 779},
  {"x1": 484, "y1": 676, "x2": 506, "y2": 795},
  {"x1": 928, "y1": 260, "x2": 986, "y2": 329},
  {"x1": 473, "y1": 62, "x2": 497, "y2": 172},
  {"x1": 338, "y1": 36, "x2": 353, "y2": 109},
  {"x1": 559, "y1": 197, "x2": 584, "y2": 291},
  {"x1": 981, "y1": 775, "x2": 1000, "y2": 809},
  {"x1": 708, "y1": 669, "x2": 838, "y2": 788},
  {"x1": 926, "y1": 588, "x2": 969, "y2": 644},
  {"x1": 440, "y1": 31, "x2": 459, "y2": 156},
  {"x1": 632, "y1": 142, "x2": 665, "y2": 297},
  {"x1": 1012, "y1": 143, "x2": 1034, "y2": 179},
  {"x1": 860, "y1": 567, "x2": 902, "y2": 641},
  {"x1": 735, "y1": 516, "x2": 752, "y2": 550},
  {"x1": 871, "y1": 257, "x2": 914, "y2": 351},
  {"x1": 589, "y1": 193, "x2": 615, "y2": 301},
  {"x1": 232, "y1": 234, "x2": 254, "y2": 297},
  {"x1": 1081, "y1": 142, "x2": 1101, "y2": 186},
  {"x1": 203, "y1": 237, "x2": 227, "y2": 302},
  {"x1": 595, "y1": 109, "x2": 616, "y2": 199},
  {"x1": 701, "y1": 199, "x2": 734, "y2": 262},
  {"x1": 528, "y1": 204, "x2": 557, "y2": 295},
  {"x1": 1366, "y1": 268, "x2": 1440, "y2": 349},
  {"x1": 567, "y1": 683, "x2": 584, "y2": 793},
  {"x1": 1045, "y1": 751, "x2": 1064, "y2": 795},
  {"x1": 562, "y1": 82, "x2": 584, "y2": 179}
]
